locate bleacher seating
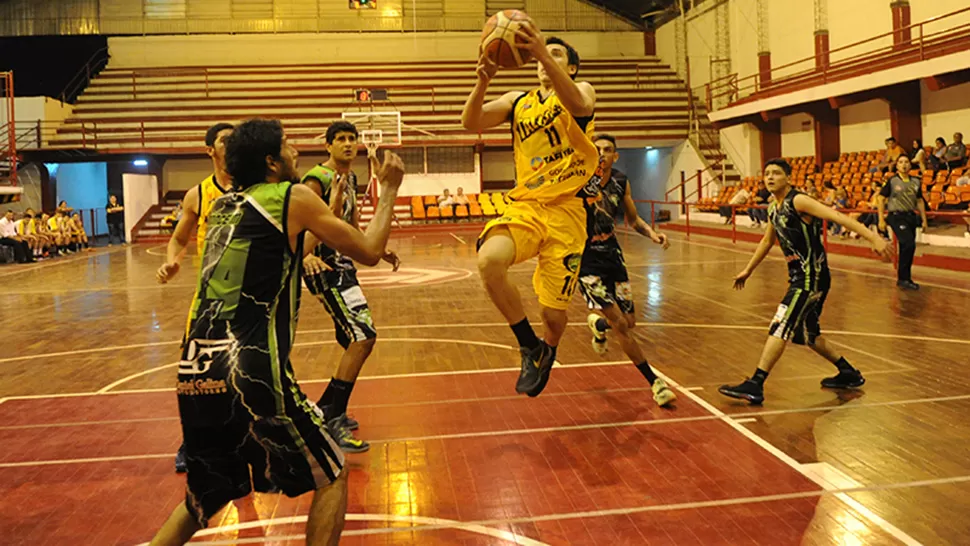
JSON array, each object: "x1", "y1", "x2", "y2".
[
  {"x1": 697, "y1": 151, "x2": 970, "y2": 215},
  {"x1": 407, "y1": 191, "x2": 508, "y2": 224},
  {"x1": 47, "y1": 58, "x2": 690, "y2": 151}
]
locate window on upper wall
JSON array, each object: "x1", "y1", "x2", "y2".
[{"x1": 144, "y1": 0, "x2": 186, "y2": 18}]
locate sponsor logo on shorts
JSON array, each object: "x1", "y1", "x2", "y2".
[
  {"x1": 177, "y1": 378, "x2": 228, "y2": 396},
  {"x1": 562, "y1": 253, "x2": 582, "y2": 274}
]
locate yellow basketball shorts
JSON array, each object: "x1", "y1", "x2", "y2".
[{"x1": 478, "y1": 198, "x2": 586, "y2": 310}]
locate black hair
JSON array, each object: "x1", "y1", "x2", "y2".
[
  {"x1": 885, "y1": 136, "x2": 896, "y2": 143},
  {"x1": 326, "y1": 121, "x2": 358, "y2": 144},
  {"x1": 594, "y1": 134, "x2": 617, "y2": 148},
  {"x1": 936, "y1": 137, "x2": 946, "y2": 146},
  {"x1": 225, "y1": 118, "x2": 285, "y2": 190},
  {"x1": 545, "y1": 36, "x2": 580, "y2": 79},
  {"x1": 205, "y1": 122, "x2": 234, "y2": 147},
  {"x1": 763, "y1": 158, "x2": 792, "y2": 176}
]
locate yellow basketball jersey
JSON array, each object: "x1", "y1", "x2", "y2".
[
  {"x1": 196, "y1": 174, "x2": 227, "y2": 253},
  {"x1": 508, "y1": 89, "x2": 598, "y2": 204}
]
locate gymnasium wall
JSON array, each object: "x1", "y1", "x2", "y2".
[
  {"x1": 0, "y1": 0, "x2": 636, "y2": 37},
  {"x1": 50, "y1": 162, "x2": 110, "y2": 236},
  {"x1": 839, "y1": 100, "x2": 892, "y2": 154},
  {"x1": 922, "y1": 81, "x2": 970, "y2": 146},
  {"x1": 780, "y1": 113, "x2": 814, "y2": 158},
  {"x1": 106, "y1": 30, "x2": 644, "y2": 67}
]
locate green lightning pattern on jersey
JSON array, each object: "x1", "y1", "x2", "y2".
[{"x1": 768, "y1": 189, "x2": 830, "y2": 291}]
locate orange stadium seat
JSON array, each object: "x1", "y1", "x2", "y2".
[
  {"x1": 426, "y1": 206, "x2": 440, "y2": 219},
  {"x1": 455, "y1": 205, "x2": 469, "y2": 219},
  {"x1": 439, "y1": 205, "x2": 454, "y2": 219}
]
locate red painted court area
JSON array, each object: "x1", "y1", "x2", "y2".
[{"x1": 0, "y1": 364, "x2": 899, "y2": 545}]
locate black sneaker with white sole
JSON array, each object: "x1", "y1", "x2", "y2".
[
  {"x1": 515, "y1": 343, "x2": 548, "y2": 394},
  {"x1": 820, "y1": 370, "x2": 865, "y2": 389},
  {"x1": 718, "y1": 379, "x2": 765, "y2": 405}
]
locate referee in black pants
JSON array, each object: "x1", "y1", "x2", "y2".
[{"x1": 877, "y1": 155, "x2": 927, "y2": 290}]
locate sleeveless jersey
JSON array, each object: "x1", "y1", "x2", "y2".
[
  {"x1": 196, "y1": 174, "x2": 229, "y2": 254},
  {"x1": 584, "y1": 168, "x2": 628, "y2": 253},
  {"x1": 301, "y1": 164, "x2": 357, "y2": 270},
  {"x1": 768, "y1": 189, "x2": 830, "y2": 291},
  {"x1": 181, "y1": 182, "x2": 304, "y2": 425},
  {"x1": 508, "y1": 89, "x2": 598, "y2": 204}
]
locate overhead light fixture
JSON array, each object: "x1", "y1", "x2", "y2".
[{"x1": 132, "y1": 159, "x2": 149, "y2": 167}]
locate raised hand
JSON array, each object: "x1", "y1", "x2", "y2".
[
  {"x1": 476, "y1": 47, "x2": 498, "y2": 83},
  {"x1": 512, "y1": 20, "x2": 547, "y2": 60},
  {"x1": 378, "y1": 151, "x2": 406, "y2": 189}
]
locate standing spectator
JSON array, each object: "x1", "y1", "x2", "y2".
[
  {"x1": 909, "y1": 139, "x2": 927, "y2": 173},
  {"x1": 878, "y1": 155, "x2": 928, "y2": 290},
  {"x1": 944, "y1": 132, "x2": 967, "y2": 170},
  {"x1": 749, "y1": 180, "x2": 770, "y2": 228},
  {"x1": 106, "y1": 194, "x2": 125, "y2": 245},
  {"x1": 454, "y1": 187, "x2": 470, "y2": 206},
  {"x1": 0, "y1": 210, "x2": 34, "y2": 263}
]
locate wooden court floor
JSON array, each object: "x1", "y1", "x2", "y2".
[{"x1": 1, "y1": 228, "x2": 969, "y2": 545}]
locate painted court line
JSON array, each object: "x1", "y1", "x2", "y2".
[
  {"x1": 5, "y1": 391, "x2": 970, "y2": 467},
  {"x1": 653, "y1": 368, "x2": 923, "y2": 546},
  {"x1": 140, "y1": 476, "x2": 970, "y2": 544},
  {"x1": 449, "y1": 232, "x2": 467, "y2": 245},
  {"x1": 5, "y1": 321, "x2": 966, "y2": 366}
]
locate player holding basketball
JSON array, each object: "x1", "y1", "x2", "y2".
[
  {"x1": 156, "y1": 122, "x2": 234, "y2": 473},
  {"x1": 299, "y1": 120, "x2": 400, "y2": 454},
  {"x1": 580, "y1": 134, "x2": 676, "y2": 407},
  {"x1": 719, "y1": 158, "x2": 892, "y2": 405},
  {"x1": 462, "y1": 21, "x2": 598, "y2": 396}
]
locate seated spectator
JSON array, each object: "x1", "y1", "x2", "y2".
[
  {"x1": 57, "y1": 200, "x2": 74, "y2": 215},
  {"x1": 955, "y1": 174, "x2": 970, "y2": 187},
  {"x1": 0, "y1": 210, "x2": 34, "y2": 263},
  {"x1": 821, "y1": 181, "x2": 836, "y2": 205},
  {"x1": 910, "y1": 139, "x2": 927, "y2": 173},
  {"x1": 46, "y1": 211, "x2": 73, "y2": 254},
  {"x1": 832, "y1": 188, "x2": 849, "y2": 237},
  {"x1": 437, "y1": 188, "x2": 454, "y2": 207},
  {"x1": 929, "y1": 137, "x2": 947, "y2": 171},
  {"x1": 944, "y1": 132, "x2": 967, "y2": 169},
  {"x1": 454, "y1": 187, "x2": 470, "y2": 206},
  {"x1": 160, "y1": 202, "x2": 183, "y2": 231},
  {"x1": 69, "y1": 212, "x2": 92, "y2": 251},
  {"x1": 719, "y1": 186, "x2": 750, "y2": 224},
  {"x1": 870, "y1": 137, "x2": 906, "y2": 173},
  {"x1": 749, "y1": 180, "x2": 770, "y2": 228}
]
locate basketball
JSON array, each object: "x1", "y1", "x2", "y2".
[{"x1": 481, "y1": 9, "x2": 534, "y2": 69}]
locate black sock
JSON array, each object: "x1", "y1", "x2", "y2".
[
  {"x1": 317, "y1": 378, "x2": 355, "y2": 419},
  {"x1": 511, "y1": 318, "x2": 541, "y2": 351},
  {"x1": 595, "y1": 318, "x2": 611, "y2": 332},
  {"x1": 833, "y1": 357, "x2": 854, "y2": 373},
  {"x1": 751, "y1": 368, "x2": 769, "y2": 386},
  {"x1": 635, "y1": 361, "x2": 657, "y2": 385}
]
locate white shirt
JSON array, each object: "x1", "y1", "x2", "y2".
[{"x1": 0, "y1": 217, "x2": 16, "y2": 238}]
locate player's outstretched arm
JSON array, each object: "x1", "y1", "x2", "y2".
[
  {"x1": 621, "y1": 184, "x2": 669, "y2": 249},
  {"x1": 793, "y1": 193, "x2": 892, "y2": 259},
  {"x1": 290, "y1": 152, "x2": 405, "y2": 267},
  {"x1": 515, "y1": 22, "x2": 595, "y2": 117},
  {"x1": 734, "y1": 223, "x2": 776, "y2": 290},
  {"x1": 157, "y1": 186, "x2": 200, "y2": 284},
  {"x1": 462, "y1": 50, "x2": 522, "y2": 132}
]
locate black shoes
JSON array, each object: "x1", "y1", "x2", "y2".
[
  {"x1": 515, "y1": 342, "x2": 555, "y2": 396},
  {"x1": 821, "y1": 370, "x2": 866, "y2": 389},
  {"x1": 897, "y1": 280, "x2": 920, "y2": 290},
  {"x1": 718, "y1": 379, "x2": 765, "y2": 405}
]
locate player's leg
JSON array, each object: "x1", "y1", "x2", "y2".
[
  {"x1": 149, "y1": 503, "x2": 203, "y2": 546},
  {"x1": 306, "y1": 472, "x2": 349, "y2": 546},
  {"x1": 478, "y1": 210, "x2": 547, "y2": 394},
  {"x1": 598, "y1": 302, "x2": 676, "y2": 406},
  {"x1": 478, "y1": 225, "x2": 528, "y2": 325},
  {"x1": 803, "y1": 291, "x2": 865, "y2": 388},
  {"x1": 719, "y1": 288, "x2": 814, "y2": 404},
  {"x1": 525, "y1": 202, "x2": 587, "y2": 397},
  {"x1": 314, "y1": 277, "x2": 375, "y2": 453}
]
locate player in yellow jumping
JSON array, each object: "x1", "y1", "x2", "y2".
[
  {"x1": 462, "y1": 23, "x2": 600, "y2": 397},
  {"x1": 156, "y1": 122, "x2": 235, "y2": 474}
]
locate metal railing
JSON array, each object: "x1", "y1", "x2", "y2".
[
  {"x1": 706, "y1": 5, "x2": 970, "y2": 110},
  {"x1": 59, "y1": 47, "x2": 110, "y2": 105}
]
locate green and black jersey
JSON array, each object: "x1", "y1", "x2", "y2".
[
  {"x1": 181, "y1": 181, "x2": 307, "y2": 425},
  {"x1": 768, "y1": 189, "x2": 830, "y2": 291}
]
